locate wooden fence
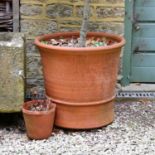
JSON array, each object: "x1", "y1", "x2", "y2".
[{"x1": 0, "y1": 0, "x2": 19, "y2": 32}]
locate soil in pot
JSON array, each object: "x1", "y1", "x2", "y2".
[
  {"x1": 22, "y1": 100, "x2": 56, "y2": 140},
  {"x1": 41, "y1": 36, "x2": 116, "y2": 47},
  {"x1": 27, "y1": 100, "x2": 50, "y2": 111}
]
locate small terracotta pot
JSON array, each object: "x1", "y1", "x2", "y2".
[
  {"x1": 35, "y1": 32, "x2": 125, "y2": 129},
  {"x1": 22, "y1": 100, "x2": 56, "y2": 140}
]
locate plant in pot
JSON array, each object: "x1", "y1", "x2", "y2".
[
  {"x1": 22, "y1": 92, "x2": 56, "y2": 140},
  {"x1": 34, "y1": 0, "x2": 125, "y2": 129}
]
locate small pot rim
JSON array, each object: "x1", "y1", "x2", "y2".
[
  {"x1": 22, "y1": 100, "x2": 56, "y2": 115},
  {"x1": 34, "y1": 31, "x2": 125, "y2": 54}
]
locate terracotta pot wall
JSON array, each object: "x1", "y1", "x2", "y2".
[
  {"x1": 41, "y1": 48, "x2": 120, "y2": 103},
  {"x1": 35, "y1": 32, "x2": 125, "y2": 129},
  {"x1": 22, "y1": 101, "x2": 56, "y2": 139},
  {"x1": 36, "y1": 32, "x2": 125, "y2": 104}
]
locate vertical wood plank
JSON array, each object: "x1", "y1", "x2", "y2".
[
  {"x1": 13, "y1": 0, "x2": 19, "y2": 32},
  {"x1": 121, "y1": 0, "x2": 134, "y2": 86},
  {"x1": 6, "y1": 2, "x2": 10, "y2": 13}
]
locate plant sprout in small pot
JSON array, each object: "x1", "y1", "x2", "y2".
[
  {"x1": 35, "y1": 0, "x2": 125, "y2": 129},
  {"x1": 22, "y1": 96, "x2": 56, "y2": 140}
]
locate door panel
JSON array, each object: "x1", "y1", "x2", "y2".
[
  {"x1": 131, "y1": 67, "x2": 155, "y2": 82},
  {"x1": 135, "y1": 0, "x2": 155, "y2": 7},
  {"x1": 132, "y1": 54, "x2": 155, "y2": 67},
  {"x1": 133, "y1": 38, "x2": 155, "y2": 52},
  {"x1": 122, "y1": 0, "x2": 155, "y2": 85},
  {"x1": 134, "y1": 24, "x2": 155, "y2": 38},
  {"x1": 135, "y1": 7, "x2": 155, "y2": 22}
]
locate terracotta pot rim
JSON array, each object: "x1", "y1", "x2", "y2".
[
  {"x1": 34, "y1": 31, "x2": 125, "y2": 54},
  {"x1": 46, "y1": 95, "x2": 115, "y2": 106},
  {"x1": 22, "y1": 100, "x2": 56, "y2": 115}
]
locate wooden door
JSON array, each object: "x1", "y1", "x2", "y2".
[{"x1": 122, "y1": 0, "x2": 155, "y2": 85}]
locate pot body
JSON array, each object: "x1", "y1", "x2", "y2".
[
  {"x1": 22, "y1": 101, "x2": 56, "y2": 140},
  {"x1": 35, "y1": 32, "x2": 125, "y2": 129}
]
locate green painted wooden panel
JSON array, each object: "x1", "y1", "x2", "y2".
[
  {"x1": 121, "y1": 0, "x2": 134, "y2": 86},
  {"x1": 122, "y1": 0, "x2": 155, "y2": 84},
  {"x1": 133, "y1": 38, "x2": 155, "y2": 51},
  {"x1": 135, "y1": 0, "x2": 155, "y2": 7},
  {"x1": 131, "y1": 67, "x2": 155, "y2": 82},
  {"x1": 134, "y1": 24, "x2": 155, "y2": 38},
  {"x1": 132, "y1": 54, "x2": 155, "y2": 67},
  {"x1": 135, "y1": 7, "x2": 155, "y2": 21}
]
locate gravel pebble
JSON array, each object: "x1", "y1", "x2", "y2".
[{"x1": 0, "y1": 101, "x2": 155, "y2": 155}]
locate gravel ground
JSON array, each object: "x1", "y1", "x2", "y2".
[{"x1": 0, "y1": 101, "x2": 155, "y2": 155}]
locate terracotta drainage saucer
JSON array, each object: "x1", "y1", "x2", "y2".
[{"x1": 47, "y1": 95, "x2": 115, "y2": 129}]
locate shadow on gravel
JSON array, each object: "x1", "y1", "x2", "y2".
[{"x1": 0, "y1": 113, "x2": 26, "y2": 132}]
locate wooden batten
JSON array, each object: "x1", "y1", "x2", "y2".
[{"x1": 0, "y1": 0, "x2": 19, "y2": 32}]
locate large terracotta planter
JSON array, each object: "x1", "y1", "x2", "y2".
[
  {"x1": 22, "y1": 100, "x2": 56, "y2": 139},
  {"x1": 35, "y1": 32, "x2": 125, "y2": 129}
]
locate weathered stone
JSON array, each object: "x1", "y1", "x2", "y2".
[
  {"x1": 0, "y1": 33, "x2": 25, "y2": 112},
  {"x1": 20, "y1": 4, "x2": 43, "y2": 16},
  {"x1": 96, "y1": 7, "x2": 124, "y2": 18},
  {"x1": 25, "y1": 39, "x2": 39, "y2": 55},
  {"x1": 46, "y1": 4, "x2": 73, "y2": 18},
  {"x1": 64, "y1": 0, "x2": 124, "y2": 3},
  {"x1": 99, "y1": 22, "x2": 124, "y2": 34},
  {"x1": 26, "y1": 55, "x2": 43, "y2": 79},
  {"x1": 21, "y1": 0, "x2": 47, "y2": 2},
  {"x1": 88, "y1": 22, "x2": 100, "y2": 31},
  {"x1": 68, "y1": 0, "x2": 124, "y2": 3},
  {"x1": 59, "y1": 20, "x2": 81, "y2": 31},
  {"x1": 26, "y1": 78, "x2": 44, "y2": 89},
  {"x1": 75, "y1": 6, "x2": 93, "y2": 17},
  {"x1": 20, "y1": 20, "x2": 58, "y2": 36},
  {"x1": 67, "y1": 0, "x2": 79, "y2": 2},
  {"x1": 60, "y1": 20, "x2": 81, "y2": 26},
  {"x1": 59, "y1": 26, "x2": 80, "y2": 32},
  {"x1": 26, "y1": 78, "x2": 45, "y2": 99},
  {"x1": 59, "y1": 22, "x2": 123, "y2": 34},
  {"x1": 89, "y1": 0, "x2": 124, "y2": 3},
  {"x1": 104, "y1": 0, "x2": 124, "y2": 3}
]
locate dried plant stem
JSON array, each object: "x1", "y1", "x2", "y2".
[
  {"x1": 79, "y1": 0, "x2": 90, "y2": 47},
  {"x1": 46, "y1": 98, "x2": 51, "y2": 110}
]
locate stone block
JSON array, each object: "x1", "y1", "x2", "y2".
[
  {"x1": 89, "y1": 0, "x2": 124, "y2": 3},
  {"x1": 46, "y1": 4, "x2": 73, "y2": 18},
  {"x1": 104, "y1": 0, "x2": 124, "y2": 3},
  {"x1": 96, "y1": 7, "x2": 124, "y2": 18},
  {"x1": 26, "y1": 78, "x2": 45, "y2": 99},
  {"x1": 21, "y1": 0, "x2": 47, "y2": 2},
  {"x1": 20, "y1": 20, "x2": 58, "y2": 37},
  {"x1": 26, "y1": 54, "x2": 43, "y2": 79},
  {"x1": 59, "y1": 26, "x2": 80, "y2": 32},
  {"x1": 60, "y1": 20, "x2": 81, "y2": 26},
  {"x1": 59, "y1": 20, "x2": 81, "y2": 32},
  {"x1": 99, "y1": 22, "x2": 124, "y2": 34},
  {"x1": 65, "y1": 0, "x2": 124, "y2": 4},
  {"x1": 75, "y1": 6, "x2": 94, "y2": 17},
  {"x1": 88, "y1": 22, "x2": 100, "y2": 31},
  {"x1": 25, "y1": 39, "x2": 39, "y2": 55},
  {"x1": 20, "y1": 4, "x2": 43, "y2": 16},
  {"x1": 0, "y1": 33, "x2": 25, "y2": 112}
]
